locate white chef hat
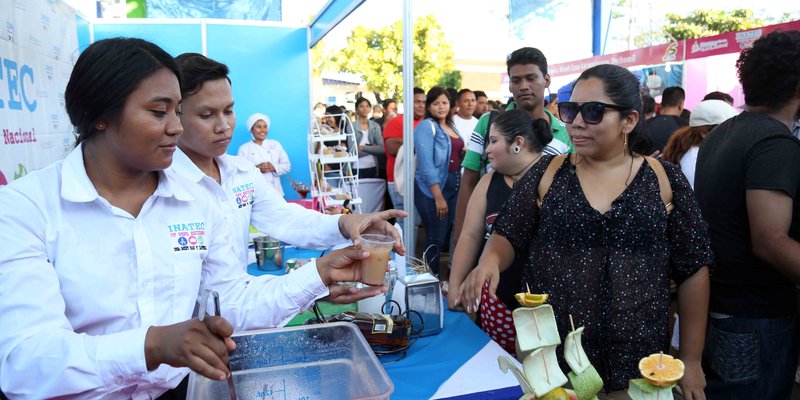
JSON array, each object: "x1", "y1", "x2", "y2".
[{"x1": 246, "y1": 113, "x2": 270, "y2": 131}]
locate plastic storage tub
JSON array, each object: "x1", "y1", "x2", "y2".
[{"x1": 187, "y1": 322, "x2": 394, "y2": 399}]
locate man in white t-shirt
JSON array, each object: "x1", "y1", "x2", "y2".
[{"x1": 452, "y1": 89, "x2": 478, "y2": 143}]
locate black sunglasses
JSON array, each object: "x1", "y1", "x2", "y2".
[{"x1": 558, "y1": 101, "x2": 630, "y2": 124}]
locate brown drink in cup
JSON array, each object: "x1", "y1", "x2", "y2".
[{"x1": 359, "y1": 234, "x2": 394, "y2": 286}]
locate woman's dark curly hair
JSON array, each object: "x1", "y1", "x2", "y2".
[{"x1": 737, "y1": 30, "x2": 800, "y2": 110}]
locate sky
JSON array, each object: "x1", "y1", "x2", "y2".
[
  {"x1": 65, "y1": 0, "x2": 797, "y2": 65},
  {"x1": 285, "y1": 0, "x2": 797, "y2": 64}
]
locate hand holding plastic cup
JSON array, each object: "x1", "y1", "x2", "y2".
[{"x1": 358, "y1": 234, "x2": 394, "y2": 286}]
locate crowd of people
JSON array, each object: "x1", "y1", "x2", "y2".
[
  {"x1": 364, "y1": 31, "x2": 796, "y2": 400},
  {"x1": 0, "y1": 27, "x2": 798, "y2": 400},
  {"x1": 445, "y1": 32, "x2": 800, "y2": 400}
]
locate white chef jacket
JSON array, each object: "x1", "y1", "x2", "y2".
[
  {"x1": 236, "y1": 139, "x2": 290, "y2": 196},
  {"x1": 169, "y1": 149, "x2": 346, "y2": 268},
  {"x1": 0, "y1": 145, "x2": 330, "y2": 399}
]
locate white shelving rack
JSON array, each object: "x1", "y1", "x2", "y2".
[{"x1": 308, "y1": 113, "x2": 362, "y2": 214}]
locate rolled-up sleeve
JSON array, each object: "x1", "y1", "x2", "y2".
[
  {"x1": 414, "y1": 119, "x2": 440, "y2": 190},
  {"x1": 248, "y1": 167, "x2": 346, "y2": 249}
]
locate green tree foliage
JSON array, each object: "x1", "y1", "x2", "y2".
[
  {"x1": 663, "y1": 9, "x2": 765, "y2": 40},
  {"x1": 437, "y1": 70, "x2": 461, "y2": 91},
  {"x1": 311, "y1": 41, "x2": 335, "y2": 78},
  {"x1": 334, "y1": 15, "x2": 455, "y2": 101}
]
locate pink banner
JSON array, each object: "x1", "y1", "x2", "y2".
[
  {"x1": 685, "y1": 20, "x2": 800, "y2": 60},
  {"x1": 548, "y1": 20, "x2": 800, "y2": 77},
  {"x1": 549, "y1": 41, "x2": 684, "y2": 77}
]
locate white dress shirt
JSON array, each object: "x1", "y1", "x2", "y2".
[
  {"x1": 170, "y1": 149, "x2": 346, "y2": 268},
  {"x1": 236, "y1": 139, "x2": 290, "y2": 196},
  {"x1": 0, "y1": 145, "x2": 329, "y2": 399}
]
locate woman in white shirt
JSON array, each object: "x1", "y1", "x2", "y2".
[
  {"x1": 236, "y1": 113, "x2": 290, "y2": 195},
  {"x1": 172, "y1": 52, "x2": 404, "y2": 278},
  {"x1": 0, "y1": 38, "x2": 401, "y2": 399},
  {"x1": 663, "y1": 99, "x2": 738, "y2": 189}
]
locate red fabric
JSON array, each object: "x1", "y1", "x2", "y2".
[
  {"x1": 448, "y1": 135, "x2": 464, "y2": 172},
  {"x1": 286, "y1": 199, "x2": 316, "y2": 210},
  {"x1": 480, "y1": 281, "x2": 517, "y2": 356},
  {"x1": 382, "y1": 114, "x2": 421, "y2": 182}
]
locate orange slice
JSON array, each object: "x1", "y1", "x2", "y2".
[
  {"x1": 638, "y1": 353, "x2": 684, "y2": 387},
  {"x1": 514, "y1": 293, "x2": 549, "y2": 307}
]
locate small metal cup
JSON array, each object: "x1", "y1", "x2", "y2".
[
  {"x1": 255, "y1": 248, "x2": 265, "y2": 268},
  {"x1": 253, "y1": 236, "x2": 282, "y2": 271}
]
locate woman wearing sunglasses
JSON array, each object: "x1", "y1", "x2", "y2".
[{"x1": 459, "y1": 64, "x2": 711, "y2": 399}]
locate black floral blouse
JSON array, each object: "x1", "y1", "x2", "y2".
[{"x1": 494, "y1": 155, "x2": 713, "y2": 391}]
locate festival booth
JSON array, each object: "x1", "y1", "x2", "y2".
[
  {"x1": 0, "y1": 1, "x2": 530, "y2": 399},
  {"x1": 548, "y1": 20, "x2": 800, "y2": 110},
  {"x1": 1, "y1": 0, "x2": 370, "y2": 201}
]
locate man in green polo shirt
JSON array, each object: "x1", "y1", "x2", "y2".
[{"x1": 453, "y1": 47, "x2": 572, "y2": 243}]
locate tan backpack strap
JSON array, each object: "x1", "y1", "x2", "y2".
[
  {"x1": 644, "y1": 156, "x2": 674, "y2": 214},
  {"x1": 537, "y1": 155, "x2": 568, "y2": 208}
]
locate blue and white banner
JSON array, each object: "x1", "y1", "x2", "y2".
[{"x1": 0, "y1": 0, "x2": 77, "y2": 186}]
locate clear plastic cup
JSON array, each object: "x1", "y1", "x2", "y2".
[{"x1": 359, "y1": 234, "x2": 394, "y2": 286}]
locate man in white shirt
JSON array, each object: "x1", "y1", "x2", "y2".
[
  {"x1": 236, "y1": 113, "x2": 291, "y2": 196},
  {"x1": 452, "y1": 89, "x2": 478, "y2": 143}
]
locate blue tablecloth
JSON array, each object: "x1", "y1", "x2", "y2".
[
  {"x1": 384, "y1": 309, "x2": 493, "y2": 400},
  {"x1": 246, "y1": 246, "x2": 322, "y2": 276},
  {"x1": 246, "y1": 246, "x2": 522, "y2": 399}
]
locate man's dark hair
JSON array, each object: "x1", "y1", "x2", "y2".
[
  {"x1": 175, "y1": 53, "x2": 231, "y2": 96},
  {"x1": 66, "y1": 38, "x2": 182, "y2": 146},
  {"x1": 702, "y1": 91, "x2": 734, "y2": 105},
  {"x1": 446, "y1": 88, "x2": 458, "y2": 103},
  {"x1": 457, "y1": 88, "x2": 473, "y2": 101},
  {"x1": 737, "y1": 30, "x2": 800, "y2": 109},
  {"x1": 660, "y1": 86, "x2": 686, "y2": 108},
  {"x1": 643, "y1": 94, "x2": 656, "y2": 115},
  {"x1": 506, "y1": 47, "x2": 548, "y2": 76},
  {"x1": 413, "y1": 87, "x2": 425, "y2": 95},
  {"x1": 382, "y1": 99, "x2": 396, "y2": 109},
  {"x1": 473, "y1": 90, "x2": 487, "y2": 99}
]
